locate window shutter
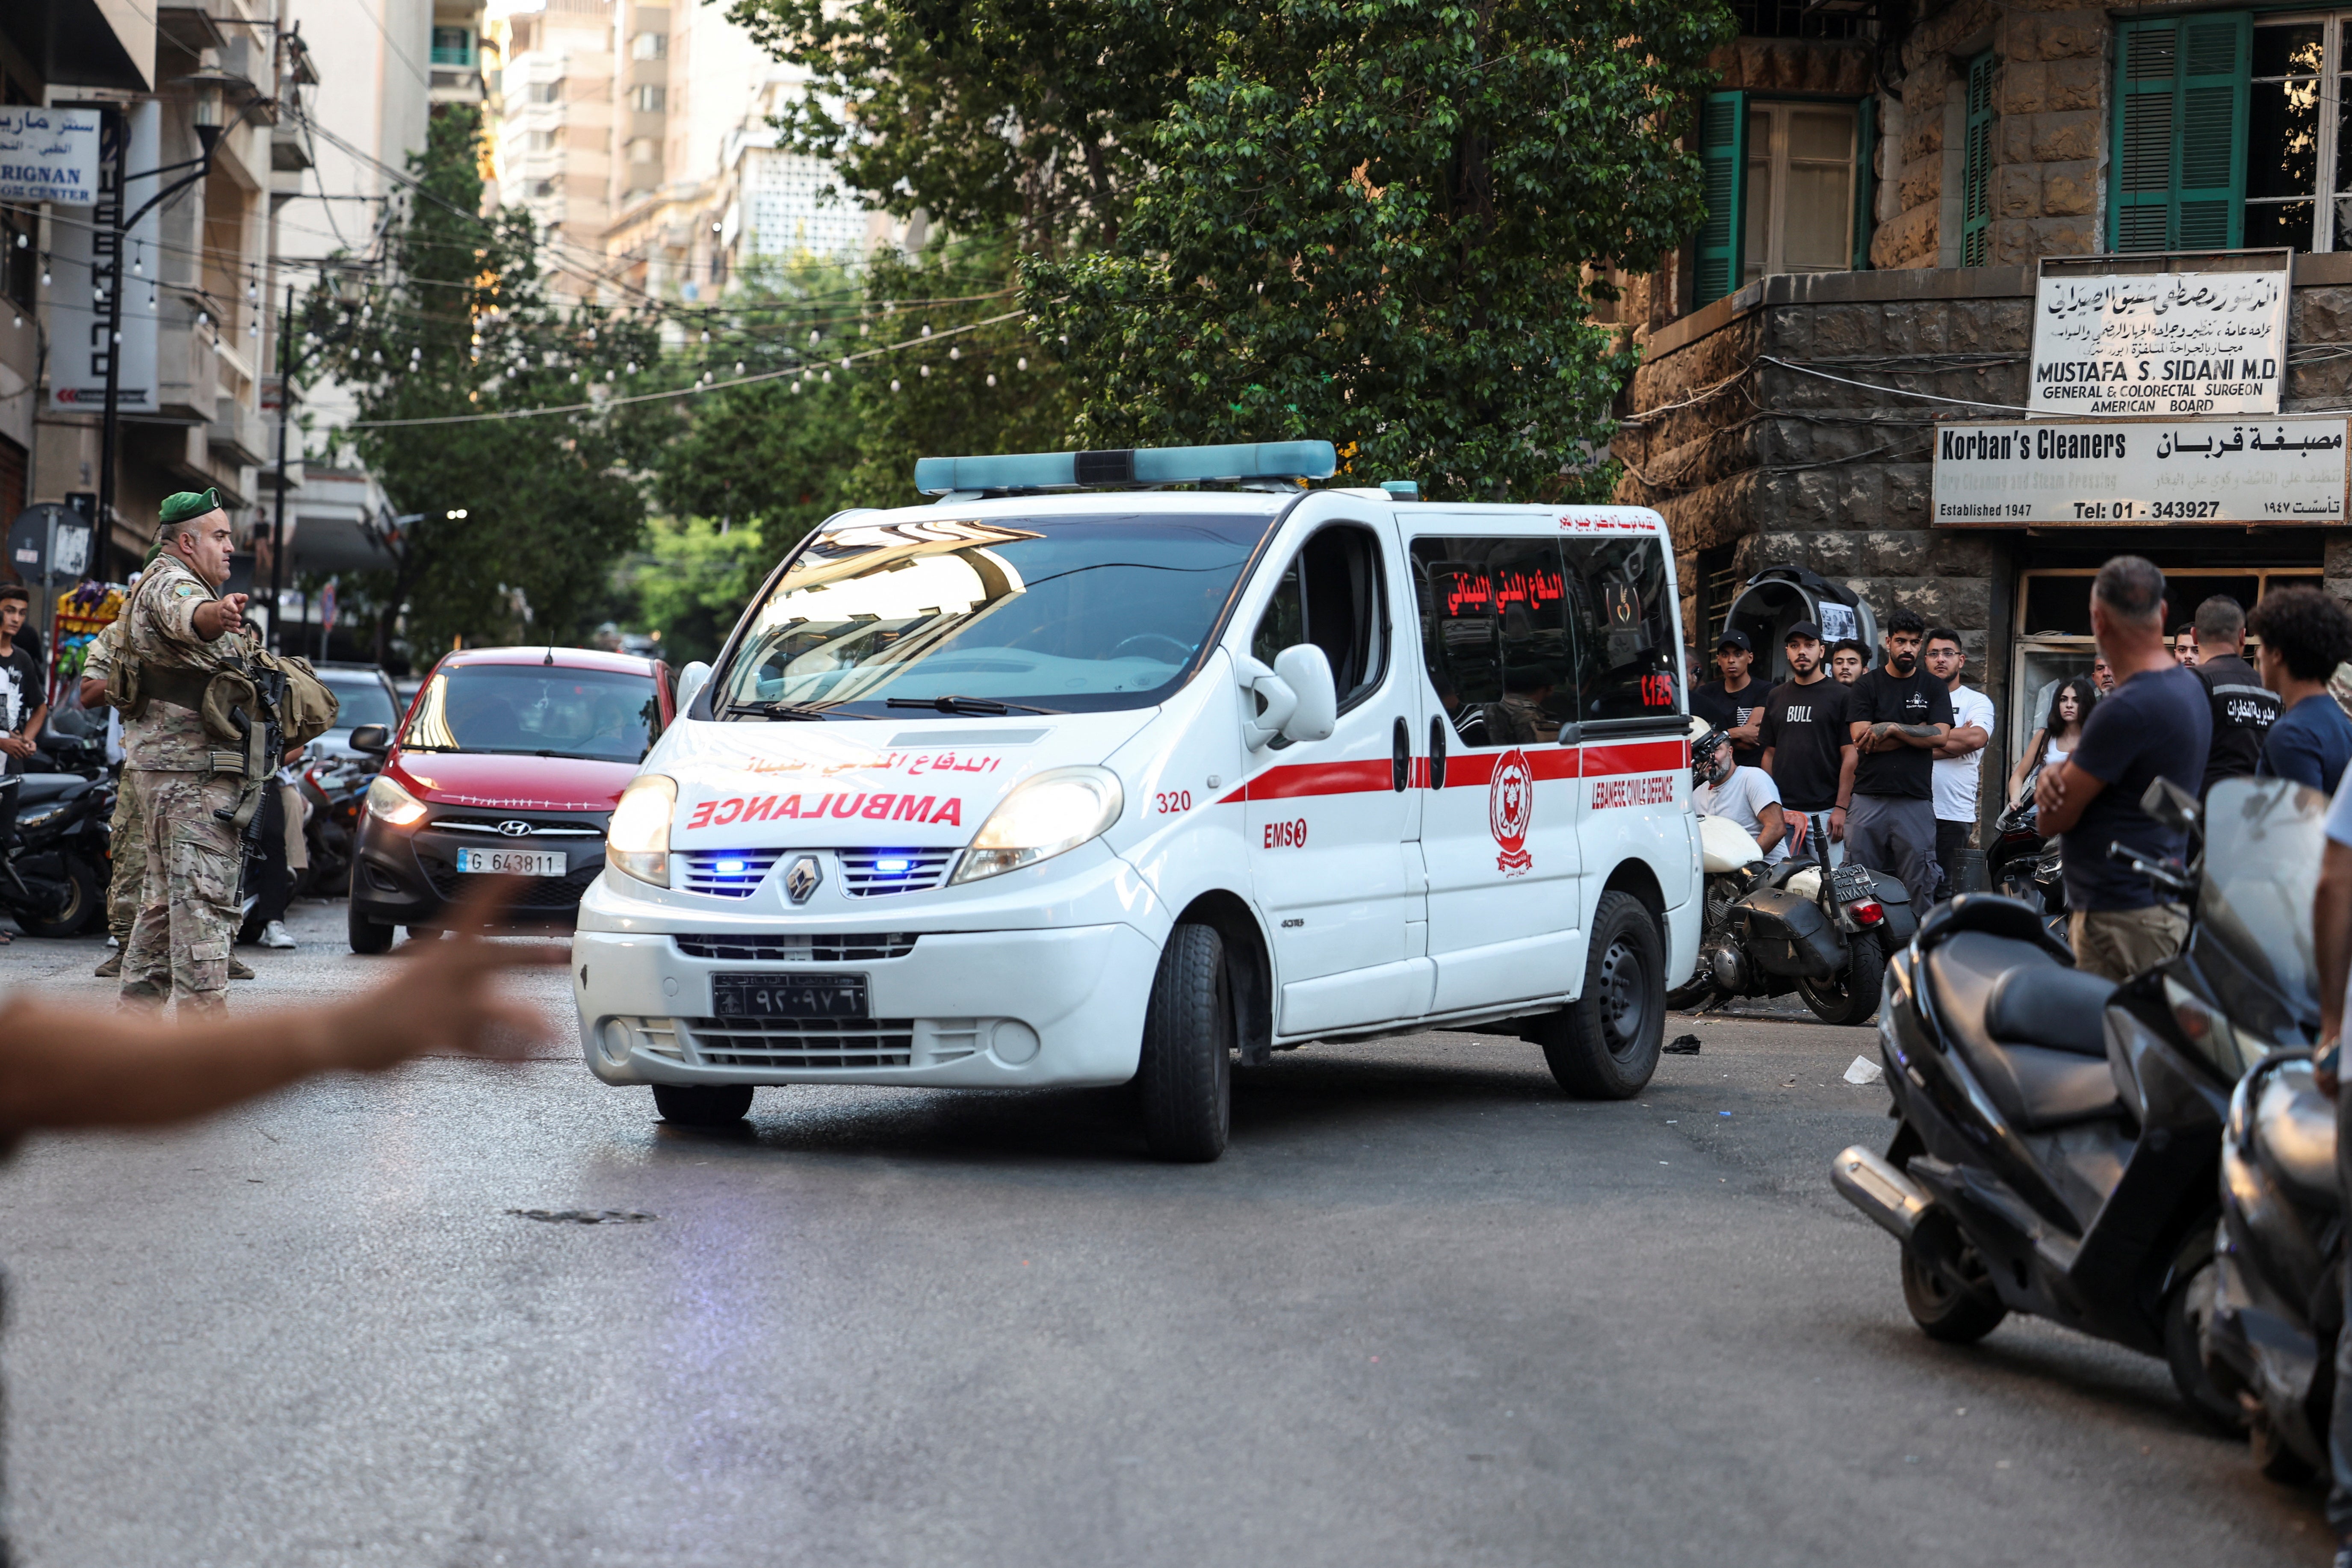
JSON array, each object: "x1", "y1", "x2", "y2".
[
  {"x1": 1852, "y1": 96, "x2": 1877, "y2": 271},
  {"x1": 1693, "y1": 91, "x2": 1746, "y2": 307},
  {"x1": 2111, "y1": 15, "x2": 2249, "y2": 251},
  {"x1": 1960, "y1": 53, "x2": 1996, "y2": 267}
]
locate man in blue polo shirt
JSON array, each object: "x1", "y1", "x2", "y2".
[
  {"x1": 2034, "y1": 557, "x2": 2212, "y2": 982},
  {"x1": 2249, "y1": 586, "x2": 2352, "y2": 797}
]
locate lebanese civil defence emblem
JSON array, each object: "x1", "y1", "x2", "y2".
[{"x1": 1490, "y1": 747, "x2": 1534, "y2": 876}]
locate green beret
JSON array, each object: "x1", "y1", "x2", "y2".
[{"x1": 157, "y1": 488, "x2": 222, "y2": 535}]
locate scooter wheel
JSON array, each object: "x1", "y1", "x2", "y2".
[
  {"x1": 2163, "y1": 1256, "x2": 2249, "y2": 1435},
  {"x1": 1900, "y1": 1221, "x2": 2007, "y2": 1344}
]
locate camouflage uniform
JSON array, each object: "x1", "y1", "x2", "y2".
[
  {"x1": 117, "y1": 554, "x2": 256, "y2": 1012},
  {"x1": 1483, "y1": 693, "x2": 1551, "y2": 746},
  {"x1": 79, "y1": 619, "x2": 143, "y2": 953}
]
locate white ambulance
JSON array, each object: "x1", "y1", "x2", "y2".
[{"x1": 573, "y1": 441, "x2": 1699, "y2": 1160}]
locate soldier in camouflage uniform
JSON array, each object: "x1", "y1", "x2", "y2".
[{"x1": 117, "y1": 490, "x2": 258, "y2": 1012}]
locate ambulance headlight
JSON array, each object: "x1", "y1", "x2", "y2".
[
  {"x1": 364, "y1": 774, "x2": 428, "y2": 829},
  {"x1": 949, "y1": 766, "x2": 1124, "y2": 885},
  {"x1": 606, "y1": 774, "x2": 677, "y2": 888}
]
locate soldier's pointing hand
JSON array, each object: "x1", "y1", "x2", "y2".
[{"x1": 194, "y1": 592, "x2": 248, "y2": 641}]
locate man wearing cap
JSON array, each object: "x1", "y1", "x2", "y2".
[
  {"x1": 115, "y1": 489, "x2": 257, "y2": 1012},
  {"x1": 1759, "y1": 620, "x2": 1854, "y2": 853},
  {"x1": 1690, "y1": 629, "x2": 1766, "y2": 770}
]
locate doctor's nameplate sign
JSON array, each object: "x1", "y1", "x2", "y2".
[
  {"x1": 1931, "y1": 417, "x2": 2349, "y2": 526},
  {"x1": 2031, "y1": 270, "x2": 2289, "y2": 417}
]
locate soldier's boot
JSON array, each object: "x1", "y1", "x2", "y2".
[
  {"x1": 94, "y1": 949, "x2": 123, "y2": 978},
  {"x1": 229, "y1": 955, "x2": 255, "y2": 980}
]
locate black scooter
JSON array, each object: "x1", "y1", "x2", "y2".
[
  {"x1": 1986, "y1": 773, "x2": 2065, "y2": 920},
  {"x1": 2205, "y1": 1049, "x2": 2341, "y2": 1483},
  {"x1": 1832, "y1": 775, "x2": 2316, "y2": 1425},
  {"x1": 0, "y1": 768, "x2": 113, "y2": 937}
]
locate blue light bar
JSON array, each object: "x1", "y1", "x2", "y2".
[{"x1": 913, "y1": 441, "x2": 1339, "y2": 496}]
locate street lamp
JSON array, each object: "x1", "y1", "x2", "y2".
[{"x1": 94, "y1": 71, "x2": 260, "y2": 555}]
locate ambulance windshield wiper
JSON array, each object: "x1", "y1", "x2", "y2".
[
  {"x1": 884, "y1": 694, "x2": 1063, "y2": 716},
  {"x1": 723, "y1": 699, "x2": 841, "y2": 721}
]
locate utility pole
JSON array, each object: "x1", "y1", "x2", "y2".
[{"x1": 268, "y1": 281, "x2": 294, "y2": 652}]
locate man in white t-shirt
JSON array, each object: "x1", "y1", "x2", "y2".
[
  {"x1": 1692, "y1": 729, "x2": 1788, "y2": 862},
  {"x1": 1925, "y1": 628, "x2": 1995, "y2": 902}
]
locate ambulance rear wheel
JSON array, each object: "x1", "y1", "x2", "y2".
[
  {"x1": 1137, "y1": 922, "x2": 1232, "y2": 1163},
  {"x1": 1539, "y1": 891, "x2": 1665, "y2": 1099}
]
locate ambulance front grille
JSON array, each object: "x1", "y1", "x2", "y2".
[
  {"x1": 672, "y1": 932, "x2": 919, "y2": 962},
  {"x1": 683, "y1": 1018, "x2": 916, "y2": 1068},
  {"x1": 679, "y1": 849, "x2": 784, "y2": 898},
  {"x1": 838, "y1": 848, "x2": 954, "y2": 896}
]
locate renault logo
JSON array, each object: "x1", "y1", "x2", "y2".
[
  {"x1": 784, "y1": 854, "x2": 823, "y2": 904},
  {"x1": 497, "y1": 820, "x2": 534, "y2": 837}
]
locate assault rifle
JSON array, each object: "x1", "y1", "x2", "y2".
[{"x1": 213, "y1": 658, "x2": 289, "y2": 896}]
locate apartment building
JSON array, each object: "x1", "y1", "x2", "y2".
[
  {"x1": 492, "y1": 0, "x2": 615, "y2": 303},
  {"x1": 1615, "y1": 0, "x2": 2352, "y2": 815}
]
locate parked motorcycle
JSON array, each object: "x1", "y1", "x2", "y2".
[
  {"x1": 0, "y1": 768, "x2": 115, "y2": 937},
  {"x1": 1832, "y1": 774, "x2": 2320, "y2": 1426},
  {"x1": 1675, "y1": 731, "x2": 1917, "y2": 1025},
  {"x1": 2204, "y1": 1049, "x2": 2340, "y2": 1483},
  {"x1": 296, "y1": 747, "x2": 375, "y2": 898},
  {"x1": 1986, "y1": 774, "x2": 2065, "y2": 917}
]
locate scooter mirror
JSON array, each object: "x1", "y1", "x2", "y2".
[{"x1": 2139, "y1": 776, "x2": 2201, "y2": 834}]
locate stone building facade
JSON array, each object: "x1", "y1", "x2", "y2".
[{"x1": 1614, "y1": 2, "x2": 2352, "y2": 825}]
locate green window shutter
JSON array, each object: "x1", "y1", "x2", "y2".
[
  {"x1": 2111, "y1": 14, "x2": 2249, "y2": 252},
  {"x1": 1852, "y1": 96, "x2": 1877, "y2": 271},
  {"x1": 1960, "y1": 53, "x2": 1996, "y2": 266},
  {"x1": 1693, "y1": 91, "x2": 1746, "y2": 307}
]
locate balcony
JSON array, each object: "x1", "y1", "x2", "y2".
[{"x1": 209, "y1": 393, "x2": 270, "y2": 469}]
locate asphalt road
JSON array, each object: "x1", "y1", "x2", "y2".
[{"x1": 0, "y1": 899, "x2": 2325, "y2": 1566}]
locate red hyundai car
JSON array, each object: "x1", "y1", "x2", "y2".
[{"x1": 346, "y1": 647, "x2": 674, "y2": 951}]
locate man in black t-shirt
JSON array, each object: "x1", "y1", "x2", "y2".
[
  {"x1": 1690, "y1": 629, "x2": 1765, "y2": 769},
  {"x1": 0, "y1": 585, "x2": 47, "y2": 778},
  {"x1": 1758, "y1": 620, "x2": 1854, "y2": 846},
  {"x1": 2188, "y1": 594, "x2": 2278, "y2": 797},
  {"x1": 2035, "y1": 557, "x2": 2212, "y2": 982},
  {"x1": 1844, "y1": 608, "x2": 1953, "y2": 911}
]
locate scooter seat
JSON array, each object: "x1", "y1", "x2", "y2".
[
  {"x1": 2256, "y1": 1063, "x2": 2340, "y2": 1213},
  {"x1": 5, "y1": 774, "x2": 90, "y2": 804},
  {"x1": 1983, "y1": 964, "x2": 2115, "y2": 1057},
  {"x1": 1922, "y1": 931, "x2": 2123, "y2": 1129}
]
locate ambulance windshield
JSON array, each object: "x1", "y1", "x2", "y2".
[{"x1": 715, "y1": 511, "x2": 1278, "y2": 717}]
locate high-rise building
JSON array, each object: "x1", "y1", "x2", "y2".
[{"x1": 490, "y1": 0, "x2": 615, "y2": 304}]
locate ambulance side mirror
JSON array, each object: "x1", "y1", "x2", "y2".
[
  {"x1": 676, "y1": 660, "x2": 712, "y2": 714},
  {"x1": 1238, "y1": 645, "x2": 1337, "y2": 750}
]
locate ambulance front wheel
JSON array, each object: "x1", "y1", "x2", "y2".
[
  {"x1": 1538, "y1": 891, "x2": 1665, "y2": 1100},
  {"x1": 1136, "y1": 922, "x2": 1233, "y2": 1163}
]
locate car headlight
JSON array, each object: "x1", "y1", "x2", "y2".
[
  {"x1": 364, "y1": 774, "x2": 428, "y2": 828},
  {"x1": 949, "y1": 766, "x2": 1124, "y2": 885},
  {"x1": 606, "y1": 774, "x2": 677, "y2": 888}
]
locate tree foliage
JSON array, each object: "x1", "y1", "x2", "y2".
[
  {"x1": 1025, "y1": 0, "x2": 1732, "y2": 501},
  {"x1": 301, "y1": 106, "x2": 664, "y2": 661},
  {"x1": 720, "y1": 0, "x2": 1230, "y2": 252}
]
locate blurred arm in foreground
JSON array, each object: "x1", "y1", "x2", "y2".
[{"x1": 0, "y1": 880, "x2": 560, "y2": 1131}]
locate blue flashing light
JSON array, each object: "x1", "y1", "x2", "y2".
[
  {"x1": 913, "y1": 441, "x2": 1339, "y2": 497},
  {"x1": 715, "y1": 858, "x2": 747, "y2": 874},
  {"x1": 875, "y1": 856, "x2": 913, "y2": 873}
]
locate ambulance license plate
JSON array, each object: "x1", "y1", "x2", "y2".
[
  {"x1": 455, "y1": 847, "x2": 567, "y2": 877},
  {"x1": 711, "y1": 973, "x2": 867, "y2": 1020}
]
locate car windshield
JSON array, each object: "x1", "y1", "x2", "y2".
[
  {"x1": 2200, "y1": 775, "x2": 2328, "y2": 1016},
  {"x1": 715, "y1": 510, "x2": 1280, "y2": 717},
  {"x1": 322, "y1": 676, "x2": 398, "y2": 730},
  {"x1": 400, "y1": 664, "x2": 662, "y2": 761}
]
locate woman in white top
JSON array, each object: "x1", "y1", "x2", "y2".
[{"x1": 2006, "y1": 676, "x2": 2097, "y2": 807}]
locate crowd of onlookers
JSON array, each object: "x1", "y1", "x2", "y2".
[{"x1": 1686, "y1": 563, "x2": 2352, "y2": 981}]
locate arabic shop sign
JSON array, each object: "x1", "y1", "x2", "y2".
[
  {"x1": 0, "y1": 107, "x2": 100, "y2": 207},
  {"x1": 1931, "y1": 416, "x2": 2348, "y2": 526},
  {"x1": 2030, "y1": 269, "x2": 2290, "y2": 418}
]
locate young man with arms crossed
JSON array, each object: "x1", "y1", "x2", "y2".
[
  {"x1": 2034, "y1": 557, "x2": 2211, "y2": 983},
  {"x1": 1758, "y1": 620, "x2": 1854, "y2": 859},
  {"x1": 1690, "y1": 629, "x2": 1766, "y2": 770},
  {"x1": 0, "y1": 585, "x2": 48, "y2": 777},
  {"x1": 1924, "y1": 628, "x2": 1994, "y2": 901},
  {"x1": 2190, "y1": 594, "x2": 2278, "y2": 799},
  {"x1": 1845, "y1": 608, "x2": 1953, "y2": 912}
]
